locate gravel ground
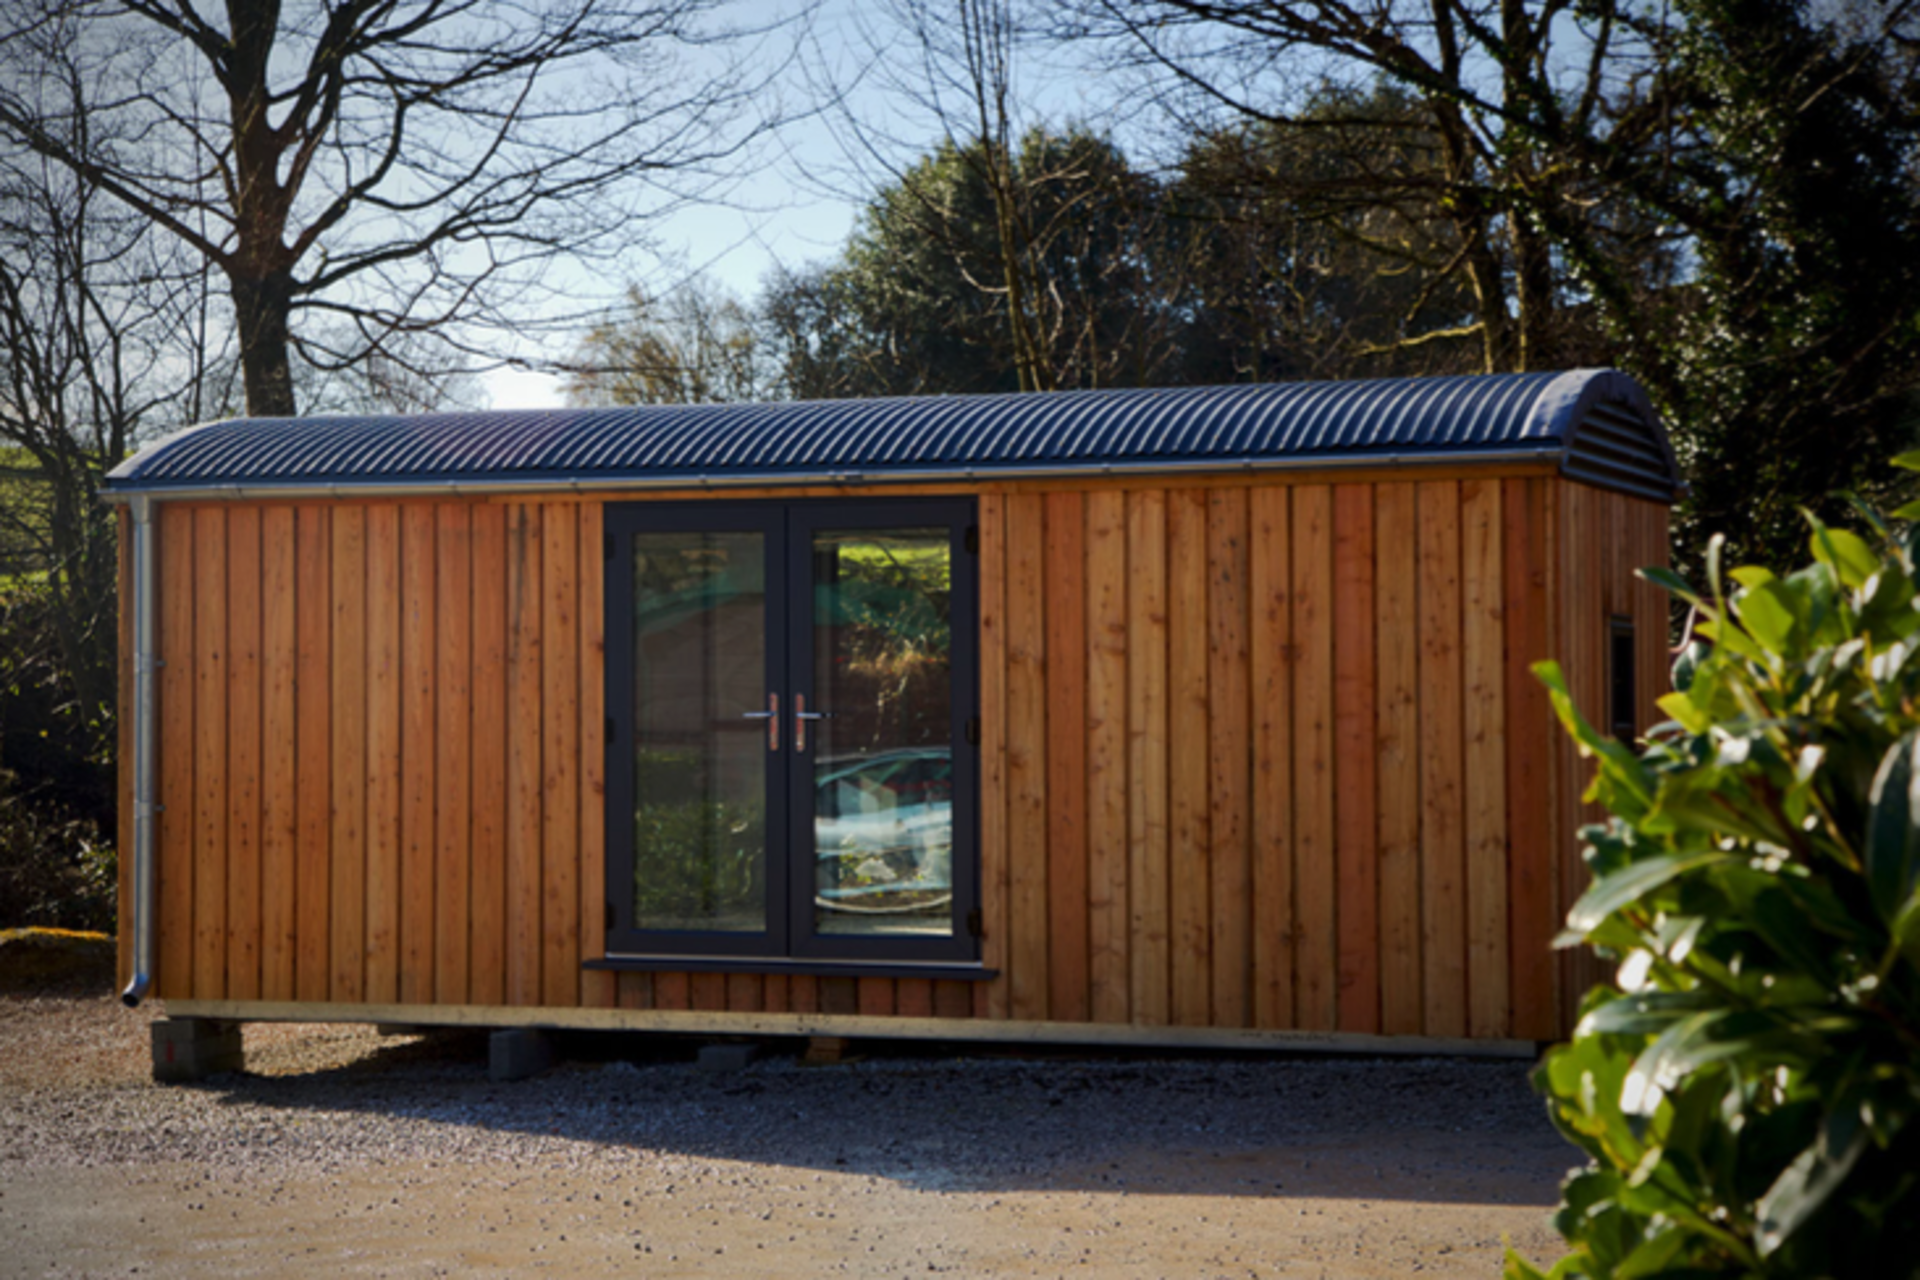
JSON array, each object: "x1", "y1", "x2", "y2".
[{"x1": 0, "y1": 991, "x2": 1579, "y2": 1279}]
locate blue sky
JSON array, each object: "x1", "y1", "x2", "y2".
[{"x1": 484, "y1": 0, "x2": 1131, "y2": 408}]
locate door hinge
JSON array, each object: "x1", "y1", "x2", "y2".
[
  {"x1": 605, "y1": 715, "x2": 617, "y2": 746},
  {"x1": 966, "y1": 907, "x2": 984, "y2": 939},
  {"x1": 605, "y1": 900, "x2": 616, "y2": 931},
  {"x1": 964, "y1": 524, "x2": 979, "y2": 555},
  {"x1": 604, "y1": 532, "x2": 615, "y2": 561},
  {"x1": 965, "y1": 716, "x2": 980, "y2": 746}
]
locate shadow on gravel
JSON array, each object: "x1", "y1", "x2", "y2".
[{"x1": 192, "y1": 1029, "x2": 1572, "y2": 1203}]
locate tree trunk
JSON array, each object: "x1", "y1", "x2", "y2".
[
  {"x1": 230, "y1": 267, "x2": 298, "y2": 417},
  {"x1": 1502, "y1": 0, "x2": 1556, "y2": 372},
  {"x1": 1508, "y1": 186, "x2": 1558, "y2": 372}
]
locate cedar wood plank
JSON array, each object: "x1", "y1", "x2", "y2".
[
  {"x1": 399, "y1": 505, "x2": 437, "y2": 1006},
  {"x1": 329, "y1": 506, "x2": 367, "y2": 1003},
  {"x1": 294, "y1": 508, "x2": 331, "y2": 1002},
  {"x1": 896, "y1": 978, "x2": 935, "y2": 1018},
  {"x1": 1416, "y1": 481, "x2": 1467, "y2": 1038},
  {"x1": 1167, "y1": 488, "x2": 1212, "y2": 1027},
  {"x1": 579, "y1": 503, "x2": 616, "y2": 1009},
  {"x1": 690, "y1": 972, "x2": 727, "y2": 1012},
  {"x1": 1461, "y1": 479, "x2": 1510, "y2": 1038},
  {"x1": 1290, "y1": 485, "x2": 1337, "y2": 1029},
  {"x1": 1084, "y1": 490, "x2": 1130, "y2": 1025},
  {"x1": 1553, "y1": 480, "x2": 1585, "y2": 1029},
  {"x1": 977, "y1": 493, "x2": 1010, "y2": 1019},
  {"x1": 1332, "y1": 484, "x2": 1379, "y2": 1034},
  {"x1": 192, "y1": 506, "x2": 228, "y2": 999},
  {"x1": 506, "y1": 504, "x2": 544, "y2": 1006},
  {"x1": 158, "y1": 506, "x2": 195, "y2": 999},
  {"x1": 819, "y1": 976, "x2": 857, "y2": 1016},
  {"x1": 363, "y1": 505, "x2": 402, "y2": 1005},
  {"x1": 933, "y1": 979, "x2": 974, "y2": 1019},
  {"x1": 1126, "y1": 490, "x2": 1170, "y2": 1026},
  {"x1": 541, "y1": 503, "x2": 581, "y2": 1008},
  {"x1": 1502, "y1": 478, "x2": 1555, "y2": 1040},
  {"x1": 625, "y1": 971, "x2": 664, "y2": 1013},
  {"x1": 1373, "y1": 483, "x2": 1422, "y2": 1036},
  {"x1": 1248, "y1": 486, "x2": 1294, "y2": 1028},
  {"x1": 468, "y1": 504, "x2": 509, "y2": 1006},
  {"x1": 1044, "y1": 490, "x2": 1090, "y2": 1022},
  {"x1": 1005, "y1": 492, "x2": 1049, "y2": 1020},
  {"x1": 260, "y1": 507, "x2": 298, "y2": 1001},
  {"x1": 1206, "y1": 489, "x2": 1252, "y2": 1028},
  {"x1": 225, "y1": 506, "x2": 263, "y2": 1001},
  {"x1": 435, "y1": 504, "x2": 473, "y2": 1004},
  {"x1": 654, "y1": 971, "x2": 692, "y2": 1010},
  {"x1": 733, "y1": 972, "x2": 768, "y2": 1014},
  {"x1": 1540, "y1": 479, "x2": 1567, "y2": 1033},
  {"x1": 1568, "y1": 489, "x2": 1610, "y2": 1001},
  {"x1": 857, "y1": 979, "x2": 894, "y2": 1017}
]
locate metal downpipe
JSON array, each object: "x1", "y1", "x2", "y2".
[{"x1": 121, "y1": 496, "x2": 157, "y2": 1007}]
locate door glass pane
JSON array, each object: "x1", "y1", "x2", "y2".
[
  {"x1": 631, "y1": 531, "x2": 768, "y2": 933},
  {"x1": 809, "y1": 528, "x2": 954, "y2": 938}
]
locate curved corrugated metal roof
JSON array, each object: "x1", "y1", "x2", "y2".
[{"x1": 103, "y1": 369, "x2": 1682, "y2": 502}]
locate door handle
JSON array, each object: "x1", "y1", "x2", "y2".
[
  {"x1": 741, "y1": 693, "x2": 780, "y2": 751},
  {"x1": 793, "y1": 693, "x2": 831, "y2": 752}
]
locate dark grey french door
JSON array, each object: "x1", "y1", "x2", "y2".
[{"x1": 603, "y1": 498, "x2": 978, "y2": 965}]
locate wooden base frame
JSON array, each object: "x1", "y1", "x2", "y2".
[{"x1": 163, "y1": 999, "x2": 1538, "y2": 1060}]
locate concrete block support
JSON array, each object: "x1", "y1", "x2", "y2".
[
  {"x1": 151, "y1": 1018, "x2": 243, "y2": 1083},
  {"x1": 697, "y1": 1041, "x2": 758, "y2": 1072},
  {"x1": 489, "y1": 1027, "x2": 555, "y2": 1082}
]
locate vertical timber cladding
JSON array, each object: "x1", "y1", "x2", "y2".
[
  {"x1": 977, "y1": 470, "x2": 1585, "y2": 1041},
  {"x1": 151, "y1": 497, "x2": 616, "y2": 1011},
  {"x1": 1550, "y1": 481, "x2": 1673, "y2": 1035},
  {"x1": 142, "y1": 470, "x2": 1655, "y2": 1040}
]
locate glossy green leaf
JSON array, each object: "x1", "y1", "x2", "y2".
[
  {"x1": 1501, "y1": 1250, "x2": 1551, "y2": 1280},
  {"x1": 1561, "y1": 850, "x2": 1733, "y2": 938},
  {"x1": 1579, "y1": 989, "x2": 1718, "y2": 1037},
  {"x1": 1868, "y1": 733, "x2": 1920, "y2": 925},
  {"x1": 1536, "y1": 661, "x2": 1654, "y2": 816},
  {"x1": 1693, "y1": 615, "x2": 1768, "y2": 663},
  {"x1": 1621, "y1": 1009, "x2": 1809, "y2": 1115},
  {"x1": 1809, "y1": 522, "x2": 1880, "y2": 589},
  {"x1": 1755, "y1": 1114, "x2": 1872, "y2": 1257},
  {"x1": 1639, "y1": 564, "x2": 1700, "y2": 601},
  {"x1": 1734, "y1": 580, "x2": 1799, "y2": 655},
  {"x1": 1520, "y1": 479, "x2": 1920, "y2": 1280}
]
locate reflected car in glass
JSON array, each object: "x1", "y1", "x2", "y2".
[{"x1": 813, "y1": 747, "x2": 953, "y2": 914}]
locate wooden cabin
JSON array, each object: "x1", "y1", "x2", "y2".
[{"x1": 105, "y1": 370, "x2": 1680, "y2": 1070}]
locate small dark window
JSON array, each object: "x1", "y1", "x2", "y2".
[{"x1": 1609, "y1": 617, "x2": 1637, "y2": 741}]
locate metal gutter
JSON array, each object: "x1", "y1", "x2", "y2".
[
  {"x1": 121, "y1": 495, "x2": 157, "y2": 1007},
  {"x1": 97, "y1": 443, "x2": 1569, "y2": 505}
]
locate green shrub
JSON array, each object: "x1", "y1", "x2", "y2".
[
  {"x1": 1511, "y1": 505, "x2": 1920, "y2": 1278},
  {"x1": 0, "y1": 769, "x2": 114, "y2": 932}
]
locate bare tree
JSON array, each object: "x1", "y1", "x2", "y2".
[
  {"x1": 0, "y1": 15, "x2": 230, "y2": 754},
  {"x1": 0, "y1": 0, "x2": 782, "y2": 417},
  {"x1": 1075, "y1": 0, "x2": 1920, "y2": 572},
  {"x1": 1066, "y1": 0, "x2": 1670, "y2": 373},
  {"x1": 563, "y1": 276, "x2": 767, "y2": 405}
]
